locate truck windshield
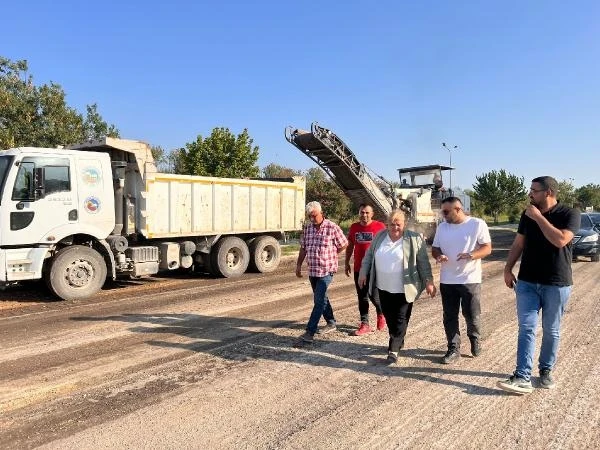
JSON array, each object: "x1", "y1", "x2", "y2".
[{"x1": 0, "y1": 155, "x2": 14, "y2": 204}]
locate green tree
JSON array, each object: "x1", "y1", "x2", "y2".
[
  {"x1": 262, "y1": 163, "x2": 301, "y2": 178},
  {"x1": 557, "y1": 179, "x2": 577, "y2": 207},
  {"x1": 82, "y1": 104, "x2": 119, "y2": 141},
  {"x1": 179, "y1": 127, "x2": 260, "y2": 178},
  {"x1": 168, "y1": 148, "x2": 187, "y2": 174},
  {"x1": 151, "y1": 146, "x2": 186, "y2": 174},
  {"x1": 305, "y1": 167, "x2": 352, "y2": 222},
  {"x1": 151, "y1": 145, "x2": 167, "y2": 171},
  {"x1": 463, "y1": 189, "x2": 484, "y2": 217},
  {"x1": 0, "y1": 56, "x2": 118, "y2": 149},
  {"x1": 471, "y1": 169, "x2": 527, "y2": 224},
  {"x1": 575, "y1": 183, "x2": 600, "y2": 211}
]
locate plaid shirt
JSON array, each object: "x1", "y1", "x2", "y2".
[{"x1": 300, "y1": 219, "x2": 348, "y2": 277}]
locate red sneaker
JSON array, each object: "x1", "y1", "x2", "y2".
[
  {"x1": 351, "y1": 322, "x2": 372, "y2": 336},
  {"x1": 376, "y1": 314, "x2": 387, "y2": 331}
]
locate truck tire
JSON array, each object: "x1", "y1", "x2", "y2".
[
  {"x1": 592, "y1": 253, "x2": 600, "y2": 262},
  {"x1": 46, "y1": 245, "x2": 107, "y2": 300},
  {"x1": 248, "y1": 236, "x2": 281, "y2": 273},
  {"x1": 211, "y1": 237, "x2": 250, "y2": 277}
]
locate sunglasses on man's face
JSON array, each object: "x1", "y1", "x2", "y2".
[{"x1": 442, "y1": 207, "x2": 461, "y2": 215}]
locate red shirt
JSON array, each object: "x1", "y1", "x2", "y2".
[
  {"x1": 348, "y1": 220, "x2": 386, "y2": 272},
  {"x1": 300, "y1": 219, "x2": 348, "y2": 277}
]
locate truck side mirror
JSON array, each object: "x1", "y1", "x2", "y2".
[{"x1": 33, "y1": 166, "x2": 46, "y2": 200}]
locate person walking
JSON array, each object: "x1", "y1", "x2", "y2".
[
  {"x1": 431, "y1": 197, "x2": 492, "y2": 364},
  {"x1": 296, "y1": 201, "x2": 348, "y2": 343},
  {"x1": 345, "y1": 203, "x2": 387, "y2": 335},
  {"x1": 358, "y1": 209, "x2": 436, "y2": 363},
  {"x1": 497, "y1": 176, "x2": 580, "y2": 394}
]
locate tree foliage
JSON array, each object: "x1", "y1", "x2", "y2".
[
  {"x1": 82, "y1": 104, "x2": 119, "y2": 141},
  {"x1": 0, "y1": 56, "x2": 118, "y2": 149},
  {"x1": 262, "y1": 163, "x2": 301, "y2": 178},
  {"x1": 471, "y1": 169, "x2": 527, "y2": 224},
  {"x1": 305, "y1": 167, "x2": 353, "y2": 222},
  {"x1": 575, "y1": 183, "x2": 600, "y2": 211},
  {"x1": 151, "y1": 145, "x2": 167, "y2": 171},
  {"x1": 179, "y1": 127, "x2": 260, "y2": 178},
  {"x1": 557, "y1": 179, "x2": 577, "y2": 208},
  {"x1": 151, "y1": 146, "x2": 186, "y2": 174}
]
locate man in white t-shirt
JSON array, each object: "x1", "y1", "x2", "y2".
[{"x1": 432, "y1": 197, "x2": 492, "y2": 364}]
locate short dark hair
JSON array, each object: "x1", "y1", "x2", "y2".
[
  {"x1": 532, "y1": 176, "x2": 559, "y2": 196},
  {"x1": 441, "y1": 196, "x2": 463, "y2": 206},
  {"x1": 358, "y1": 203, "x2": 374, "y2": 210}
]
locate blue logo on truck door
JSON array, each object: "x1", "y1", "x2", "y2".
[{"x1": 84, "y1": 196, "x2": 101, "y2": 214}]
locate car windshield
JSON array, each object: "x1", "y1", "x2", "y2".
[
  {"x1": 0, "y1": 155, "x2": 14, "y2": 204},
  {"x1": 580, "y1": 214, "x2": 593, "y2": 229}
]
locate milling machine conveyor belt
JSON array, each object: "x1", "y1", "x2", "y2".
[{"x1": 285, "y1": 122, "x2": 393, "y2": 220}]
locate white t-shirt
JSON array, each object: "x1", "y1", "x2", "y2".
[
  {"x1": 374, "y1": 234, "x2": 405, "y2": 293},
  {"x1": 432, "y1": 216, "x2": 491, "y2": 284}
]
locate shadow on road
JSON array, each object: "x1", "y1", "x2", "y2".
[{"x1": 71, "y1": 312, "x2": 508, "y2": 396}]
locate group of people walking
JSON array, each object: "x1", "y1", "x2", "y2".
[{"x1": 295, "y1": 176, "x2": 580, "y2": 395}]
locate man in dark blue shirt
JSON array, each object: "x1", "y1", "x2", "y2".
[{"x1": 498, "y1": 176, "x2": 580, "y2": 395}]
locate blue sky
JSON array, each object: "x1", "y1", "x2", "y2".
[{"x1": 3, "y1": 1, "x2": 599, "y2": 191}]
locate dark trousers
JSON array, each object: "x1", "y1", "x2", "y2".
[
  {"x1": 378, "y1": 288, "x2": 413, "y2": 353},
  {"x1": 354, "y1": 272, "x2": 383, "y2": 323},
  {"x1": 440, "y1": 283, "x2": 481, "y2": 350}
]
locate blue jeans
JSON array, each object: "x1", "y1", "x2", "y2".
[
  {"x1": 306, "y1": 274, "x2": 335, "y2": 335},
  {"x1": 514, "y1": 280, "x2": 571, "y2": 380}
]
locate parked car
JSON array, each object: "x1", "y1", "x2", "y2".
[
  {"x1": 588, "y1": 212, "x2": 600, "y2": 226},
  {"x1": 572, "y1": 213, "x2": 600, "y2": 262}
]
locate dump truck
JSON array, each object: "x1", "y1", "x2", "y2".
[
  {"x1": 0, "y1": 138, "x2": 305, "y2": 300},
  {"x1": 285, "y1": 122, "x2": 452, "y2": 240}
]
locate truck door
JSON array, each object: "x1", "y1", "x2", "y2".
[{"x1": 1, "y1": 156, "x2": 77, "y2": 247}]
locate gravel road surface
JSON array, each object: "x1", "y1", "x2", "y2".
[{"x1": 1, "y1": 229, "x2": 598, "y2": 449}]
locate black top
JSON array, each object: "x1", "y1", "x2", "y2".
[{"x1": 517, "y1": 203, "x2": 580, "y2": 286}]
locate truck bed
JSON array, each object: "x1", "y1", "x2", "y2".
[{"x1": 139, "y1": 174, "x2": 305, "y2": 238}]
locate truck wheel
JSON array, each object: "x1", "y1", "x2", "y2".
[
  {"x1": 591, "y1": 253, "x2": 600, "y2": 262},
  {"x1": 47, "y1": 246, "x2": 107, "y2": 300},
  {"x1": 248, "y1": 236, "x2": 281, "y2": 273},
  {"x1": 211, "y1": 237, "x2": 250, "y2": 277}
]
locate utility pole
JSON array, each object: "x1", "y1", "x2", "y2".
[{"x1": 442, "y1": 142, "x2": 458, "y2": 194}]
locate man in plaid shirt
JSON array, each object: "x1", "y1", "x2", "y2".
[{"x1": 296, "y1": 201, "x2": 348, "y2": 343}]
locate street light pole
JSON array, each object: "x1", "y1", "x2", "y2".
[{"x1": 442, "y1": 142, "x2": 458, "y2": 193}]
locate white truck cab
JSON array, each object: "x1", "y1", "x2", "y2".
[{"x1": 0, "y1": 148, "x2": 114, "y2": 286}]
